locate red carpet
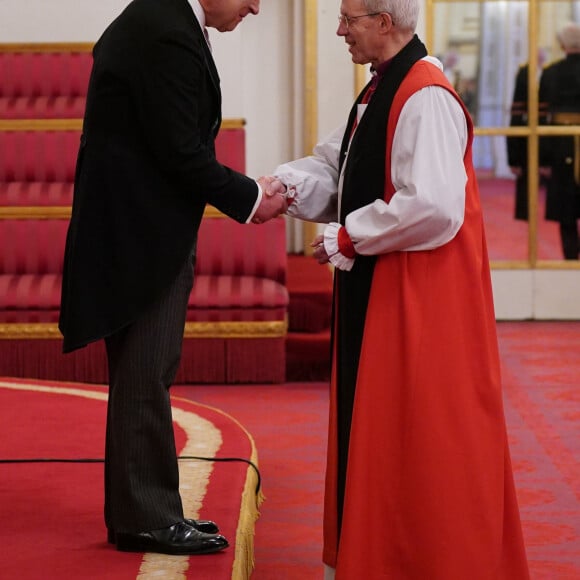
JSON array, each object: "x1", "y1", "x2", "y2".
[
  {"x1": 478, "y1": 177, "x2": 562, "y2": 261},
  {"x1": 174, "y1": 382, "x2": 328, "y2": 579},
  {"x1": 498, "y1": 322, "x2": 580, "y2": 578},
  {"x1": 0, "y1": 322, "x2": 578, "y2": 579},
  {"x1": 285, "y1": 255, "x2": 332, "y2": 382},
  {"x1": 177, "y1": 321, "x2": 580, "y2": 580},
  {"x1": 0, "y1": 378, "x2": 261, "y2": 580}
]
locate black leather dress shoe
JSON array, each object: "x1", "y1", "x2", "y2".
[
  {"x1": 114, "y1": 521, "x2": 228, "y2": 555},
  {"x1": 107, "y1": 518, "x2": 219, "y2": 544}
]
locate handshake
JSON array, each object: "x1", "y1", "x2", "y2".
[{"x1": 252, "y1": 176, "x2": 289, "y2": 224}]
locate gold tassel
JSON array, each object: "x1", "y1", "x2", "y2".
[{"x1": 231, "y1": 432, "x2": 266, "y2": 579}]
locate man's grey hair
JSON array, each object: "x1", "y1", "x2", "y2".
[
  {"x1": 557, "y1": 21, "x2": 580, "y2": 51},
  {"x1": 364, "y1": 0, "x2": 419, "y2": 32}
]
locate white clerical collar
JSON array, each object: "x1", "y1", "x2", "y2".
[{"x1": 189, "y1": 0, "x2": 206, "y2": 29}]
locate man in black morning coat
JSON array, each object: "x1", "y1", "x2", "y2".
[{"x1": 59, "y1": 0, "x2": 285, "y2": 555}]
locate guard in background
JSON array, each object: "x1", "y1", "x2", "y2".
[
  {"x1": 539, "y1": 22, "x2": 580, "y2": 259},
  {"x1": 507, "y1": 49, "x2": 548, "y2": 221}
]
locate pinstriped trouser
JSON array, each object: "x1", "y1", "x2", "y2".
[{"x1": 104, "y1": 255, "x2": 194, "y2": 533}]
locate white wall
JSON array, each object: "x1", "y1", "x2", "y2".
[
  {"x1": 210, "y1": 2, "x2": 294, "y2": 177},
  {"x1": 0, "y1": 0, "x2": 125, "y2": 42},
  {"x1": 317, "y1": 0, "x2": 355, "y2": 139}
]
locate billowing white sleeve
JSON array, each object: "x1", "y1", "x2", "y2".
[
  {"x1": 273, "y1": 124, "x2": 345, "y2": 224},
  {"x1": 337, "y1": 86, "x2": 468, "y2": 263}
]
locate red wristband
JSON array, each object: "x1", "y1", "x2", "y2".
[{"x1": 337, "y1": 227, "x2": 356, "y2": 259}]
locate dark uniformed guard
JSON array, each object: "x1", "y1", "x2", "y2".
[
  {"x1": 539, "y1": 22, "x2": 580, "y2": 259},
  {"x1": 507, "y1": 50, "x2": 548, "y2": 221}
]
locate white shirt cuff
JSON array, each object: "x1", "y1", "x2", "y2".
[
  {"x1": 324, "y1": 222, "x2": 355, "y2": 271},
  {"x1": 245, "y1": 182, "x2": 263, "y2": 223}
]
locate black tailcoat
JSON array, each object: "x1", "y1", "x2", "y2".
[{"x1": 59, "y1": 0, "x2": 258, "y2": 352}]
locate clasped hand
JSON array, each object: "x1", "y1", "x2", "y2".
[{"x1": 252, "y1": 176, "x2": 287, "y2": 224}]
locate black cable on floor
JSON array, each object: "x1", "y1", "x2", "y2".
[{"x1": 0, "y1": 455, "x2": 261, "y2": 495}]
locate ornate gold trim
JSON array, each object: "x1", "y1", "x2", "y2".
[
  {"x1": 0, "y1": 324, "x2": 62, "y2": 339},
  {"x1": 0, "y1": 43, "x2": 94, "y2": 53},
  {"x1": 221, "y1": 118, "x2": 246, "y2": 129},
  {"x1": 0, "y1": 119, "x2": 83, "y2": 131},
  {"x1": 0, "y1": 118, "x2": 246, "y2": 132},
  {"x1": 184, "y1": 320, "x2": 287, "y2": 338},
  {"x1": 0, "y1": 207, "x2": 71, "y2": 219},
  {"x1": 171, "y1": 395, "x2": 265, "y2": 580},
  {"x1": 0, "y1": 320, "x2": 287, "y2": 340}
]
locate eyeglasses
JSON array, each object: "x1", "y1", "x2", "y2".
[{"x1": 337, "y1": 12, "x2": 383, "y2": 30}]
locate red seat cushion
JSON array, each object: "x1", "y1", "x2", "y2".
[
  {"x1": 0, "y1": 273, "x2": 62, "y2": 322},
  {"x1": 0, "y1": 182, "x2": 73, "y2": 206},
  {"x1": 0, "y1": 131, "x2": 80, "y2": 182},
  {"x1": 196, "y1": 218, "x2": 287, "y2": 284},
  {"x1": 0, "y1": 273, "x2": 287, "y2": 324},
  {"x1": 0, "y1": 96, "x2": 86, "y2": 119},
  {"x1": 187, "y1": 274, "x2": 288, "y2": 322},
  {"x1": 0, "y1": 51, "x2": 91, "y2": 97},
  {"x1": 0, "y1": 219, "x2": 68, "y2": 275}
]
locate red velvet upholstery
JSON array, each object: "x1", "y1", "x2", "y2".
[
  {"x1": 0, "y1": 51, "x2": 91, "y2": 119},
  {"x1": 0, "y1": 219, "x2": 68, "y2": 323},
  {"x1": 0, "y1": 129, "x2": 239, "y2": 185},
  {"x1": 213, "y1": 129, "x2": 245, "y2": 174},
  {"x1": 0, "y1": 218, "x2": 288, "y2": 319},
  {"x1": 0, "y1": 181, "x2": 73, "y2": 206},
  {"x1": 0, "y1": 219, "x2": 68, "y2": 274},
  {"x1": 189, "y1": 218, "x2": 288, "y2": 323},
  {"x1": 0, "y1": 215, "x2": 288, "y2": 382},
  {"x1": 0, "y1": 96, "x2": 87, "y2": 120},
  {"x1": 0, "y1": 337, "x2": 287, "y2": 384},
  {"x1": 0, "y1": 75, "x2": 287, "y2": 381},
  {"x1": 196, "y1": 217, "x2": 286, "y2": 282},
  {"x1": 0, "y1": 130, "x2": 80, "y2": 182}
]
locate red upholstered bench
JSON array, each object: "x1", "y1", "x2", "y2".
[
  {"x1": 0, "y1": 123, "x2": 247, "y2": 207},
  {"x1": 0, "y1": 129, "x2": 78, "y2": 207},
  {"x1": 0, "y1": 44, "x2": 92, "y2": 119},
  {"x1": 0, "y1": 121, "x2": 289, "y2": 383},
  {"x1": 0, "y1": 215, "x2": 288, "y2": 383}
]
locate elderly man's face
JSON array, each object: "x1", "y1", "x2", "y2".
[
  {"x1": 203, "y1": 0, "x2": 260, "y2": 32},
  {"x1": 337, "y1": 0, "x2": 384, "y2": 65}
]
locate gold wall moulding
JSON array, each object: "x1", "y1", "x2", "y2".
[{"x1": 0, "y1": 320, "x2": 288, "y2": 340}]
